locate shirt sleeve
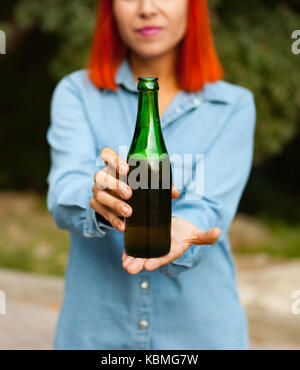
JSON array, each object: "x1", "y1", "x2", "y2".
[
  {"x1": 159, "y1": 90, "x2": 256, "y2": 277},
  {"x1": 46, "y1": 74, "x2": 114, "y2": 237}
]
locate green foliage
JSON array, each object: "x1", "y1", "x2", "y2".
[
  {"x1": 14, "y1": 0, "x2": 97, "y2": 78},
  {"x1": 212, "y1": 1, "x2": 300, "y2": 164},
  {"x1": 237, "y1": 221, "x2": 300, "y2": 259},
  {"x1": 0, "y1": 193, "x2": 69, "y2": 276}
]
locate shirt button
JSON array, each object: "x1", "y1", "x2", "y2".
[
  {"x1": 140, "y1": 280, "x2": 149, "y2": 290},
  {"x1": 175, "y1": 106, "x2": 182, "y2": 114},
  {"x1": 139, "y1": 319, "x2": 149, "y2": 330},
  {"x1": 193, "y1": 97, "x2": 200, "y2": 105}
]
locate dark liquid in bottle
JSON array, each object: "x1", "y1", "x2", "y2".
[{"x1": 124, "y1": 156, "x2": 171, "y2": 258}]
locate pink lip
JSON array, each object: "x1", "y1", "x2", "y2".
[{"x1": 137, "y1": 27, "x2": 162, "y2": 37}]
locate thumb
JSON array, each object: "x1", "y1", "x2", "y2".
[{"x1": 195, "y1": 227, "x2": 221, "y2": 245}]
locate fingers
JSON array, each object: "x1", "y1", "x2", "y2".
[
  {"x1": 94, "y1": 172, "x2": 132, "y2": 200},
  {"x1": 122, "y1": 250, "x2": 145, "y2": 274},
  {"x1": 122, "y1": 255, "x2": 135, "y2": 269},
  {"x1": 144, "y1": 247, "x2": 180, "y2": 271},
  {"x1": 122, "y1": 250, "x2": 127, "y2": 262},
  {"x1": 195, "y1": 227, "x2": 221, "y2": 245},
  {"x1": 171, "y1": 185, "x2": 180, "y2": 199},
  {"x1": 92, "y1": 148, "x2": 132, "y2": 234},
  {"x1": 92, "y1": 187, "x2": 132, "y2": 218},
  {"x1": 123, "y1": 256, "x2": 147, "y2": 274},
  {"x1": 143, "y1": 227, "x2": 221, "y2": 272},
  {"x1": 89, "y1": 197, "x2": 125, "y2": 232},
  {"x1": 100, "y1": 147, "x2": 129, "y2": 176}
]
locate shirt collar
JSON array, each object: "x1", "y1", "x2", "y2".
[
  {"x1": 115, "y1": 57, "x2": 138, "y2": 93},
  {"x1": 115, "y1": 57, "x2": 233, "y2": 104}
]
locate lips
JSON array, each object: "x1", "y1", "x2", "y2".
[{"x1": 137, "y1": 26, "x2": 162, "y2": 37}]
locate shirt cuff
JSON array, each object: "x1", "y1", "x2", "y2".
[
  {"x1": 95, "y1": 212, "x2": 113, "y2": 227},
  {"x1": 83, "y1": 203, "x2": 114, "y2": 237},
  {"x1": 158, "y1": 244, "x2": 213, "y2": 277}
]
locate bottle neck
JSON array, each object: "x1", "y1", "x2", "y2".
[
  {"x1": 136, "y1": 89, "x2": 160, "y2": 128},
  {"x1": 128, "y1": 89, "x2": 167, "y2": 158}
]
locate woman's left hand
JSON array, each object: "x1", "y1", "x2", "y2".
[{"x1": 122, "y1": 216, "x2": 221, "y2": 275}]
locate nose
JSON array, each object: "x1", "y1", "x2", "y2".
[{"x1": 138, "y1": 0, "x2": 158, "y2": 19}]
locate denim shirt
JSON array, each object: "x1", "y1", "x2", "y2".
[{"x1": 46, "y1": 57, "x2": 256, "y2": 350}]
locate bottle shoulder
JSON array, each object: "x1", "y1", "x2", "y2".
[{"x1": 127, "y1": 152, "x2": 169, "y2": 160}]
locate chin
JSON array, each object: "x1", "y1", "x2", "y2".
[{"x1": 133, "y1": 46, "x2": 169, "y2": 60}]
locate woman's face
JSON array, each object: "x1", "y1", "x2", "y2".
[{"x1": 112, "y1": 0, "x2": 188, "y2": 58}]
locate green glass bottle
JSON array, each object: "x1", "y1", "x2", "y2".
[{"x1": 124, "y1": 77, "x2": 172, "y2": 258}]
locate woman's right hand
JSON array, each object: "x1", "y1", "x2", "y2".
[{"x1": 90, "y1": 147, "x2": 133, "y2": 232}]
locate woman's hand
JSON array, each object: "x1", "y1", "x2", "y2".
[
  {"x1": 90, "y1": 147, "x2": 180, "y2": 232},
  {"x1": 90, "y1": 147, "x2": 132, "y2": 232},
  {"x1": 122, "y1": 217, "x2": 221, "y2": 274}
]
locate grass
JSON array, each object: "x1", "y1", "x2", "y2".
[
  {"x1": 0, "y1": 192, "x2": 69, "y2": 276},
  {"x1": 236, "y1": 216, "x2": 300, "y2": 259}
]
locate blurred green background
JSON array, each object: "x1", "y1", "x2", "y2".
[{"x1": 0, "y1": 0, "x2": 299, "y2": 275}]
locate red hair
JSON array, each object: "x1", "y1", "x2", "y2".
[{"x1": 88, "y1": 0, "x2": 223, "y2": 92}]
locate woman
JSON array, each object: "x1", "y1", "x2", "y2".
[{"x1": 47, "y1": 0, "x2": 256, "y2": 350}]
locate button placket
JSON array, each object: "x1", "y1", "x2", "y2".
[
  {"x1": 135, "y1": 273, "x2": 152, "y2": 350},
  {"x1": 140, "y1": 280, "x2": 149, "y2": 290},
  {"x1": 161, "y1": 94, "x2": 203, "y2": 129}
]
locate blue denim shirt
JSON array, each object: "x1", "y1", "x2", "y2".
[{"x1": 46, "y1": 57, "x2": 256, "y2": 350}]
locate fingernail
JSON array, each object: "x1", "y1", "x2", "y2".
[
  {"x1": 120, "y1": 162, "x2": 128, "y2": 175},
  {"x1": 121, "y1": 187, "x2": 131, "y2": 198},
  {"x1": 121, "y1": 205, "x2": 131, "y2": 216}
]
